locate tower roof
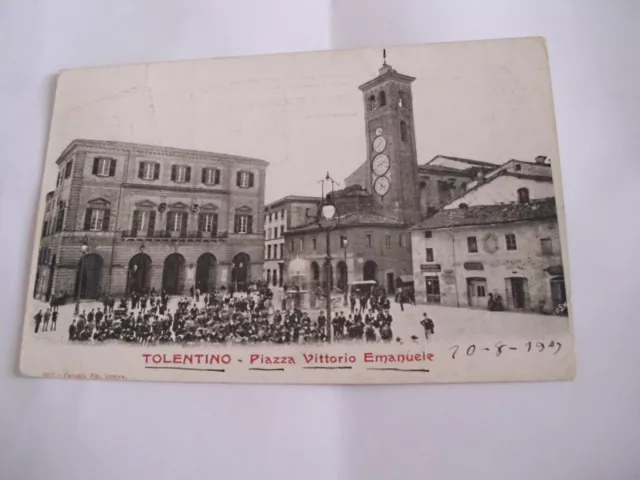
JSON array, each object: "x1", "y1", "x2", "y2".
[{"x1": 358, "y1": 50, "x2": 415, "y2": 91}]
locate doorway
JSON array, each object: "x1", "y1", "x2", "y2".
[
  {"x1": 550, "y1": 276, "x2": 566, "y2": 310},
  {"x1": 231, "y1": 252, "x2": 250, "y2": 291},
  {"x1": 425, "y1": 276, "x2": 441, "y2": 304},
  {"x1": 506, "y1": 277, "x2": 528, "y2": 309},
  {"x1": 196, "y1": 253, "x2": 217, "y2": 293},
  {"x1": 162, "y1": 253, "x2": 186, "y2": 295},
  {"x1": 76, "y1": 253, "x2": 104, "y2": 299},
  {"x1": 128, "y1": 253, "x2": 152, "y2": 294},
  {"x1": 467, "y1": 277, "x2": 488, "y2": 308},
  {"x1": 386, "y1": 272, "x2": 395, "y2": 293},
  {"x1": 363, "y1": 260, "x2": 378, "y2": 282}
]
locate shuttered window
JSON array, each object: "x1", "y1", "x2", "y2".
[
  {"x1": 234, "y1": 214, "x2": 253, "y2": 234},
  {"x1": 236, "y1": 171, "x2": 255, "y2": 188},
  {"x1": 138, "y1": 162, "x2": 160, "y2": 180},
  {"x1": 171, "y1": 165, "x2": 192, "y2": 183},
  {"x1": 202, "y1": 168, "x2": 221, "y2": 185},
  {"x1": 92, "y1": 157, "x2": 116, "y2": 177}
]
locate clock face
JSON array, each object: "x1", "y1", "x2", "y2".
[
  {"x1": 375, "y1": 127, "x2": 383, "y2": 136},
  {"x1": 372, "y1": 154, "x2": 390, "y2": 175},
  {"x1": 374, "y1": 176, "x2": 390, "y2": 196},
  {"x1": 372, "y1": 136, "x2": 387, "y2": 153}
]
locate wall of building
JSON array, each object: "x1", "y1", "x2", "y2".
[
  {"x1": 411, "y1": 219, "x2": 563, "y2": 313},
  {"x1": 445, "y1": 175, "x2": 555, "y2": 209},
  {"x1": 285, "y1": 225, "x2": 412, "y2": 292},
  {"x1": 38, "y1": 141, "x2": 267, "y2": 298},
  {"x1": 418, "y1": 170, "x2": 472, "y2": 217}
]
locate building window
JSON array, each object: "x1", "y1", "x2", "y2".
[
  {"x1": 171, "y1": 165, "x2": 191, "y2": 183},
  {"x1": 378, "y1": 90, "x2": 386, "y2": 107},
  {"x1": 400, "y1": 121, "x2": 408, "y2": 142},
  {"x1": 202, "y1": 167, "x2": 221, "y2": 185},
  {"x1": 41, "y1": 220, "x2": 49, "y2": 238},
  {"x1": 267, "y1": 245, "x2": 272, "y2": 260},
  {"x1": 92, "y1": 157, "x2": 116, "y2": 177},
  {"x1": 398, "y1": 91, "x2": 407, "y2": 108},
  {"x1": 198, "y1": 213, "x2": 218, "y2": 234},
  {"x1": 138, "y1": 161, "x2": 160, "y2": 180},
  {"x1": 280, "y1": 225, "x2": 284, "y2": 237},
  {"x1": 467, "y1": 236, "x2": 478, "y2": 253},
  {"x1": 132, "y1": 210, "x2": 156, "y2": 236},
  {"x1": 54, "y1": 204, "x2": 65, "y2": 233},
  {"x1": 385, "y1": 234, "x2": 391, "y2": 247},
  {"x1": 424, "y1": 230, "x2": 432, "y2": 238},
  {"x1": 426, "y1": 248, "x2": 434, "y2": 262},
  {"x1": 399, "y1": 234, "x2": 406, "y2": 247},
  {"x1": 506, "y1": 233, "x2": 517, "y2": 250},
  {"x1": 305, "y1": 207, "x2": 311, "y2": 218},
  {"x1": 366, "y1": 234, "x2": 372, "y2": 247},
  {"x1": 56, "y1": 172, "x2": 62, "y2": 187},
  {"x1": 290, "y1": 239, "x2": 294, "y2": 252},
  {"x1": 312, "y1": 237, "x2": 317, "y2": 251},
  {"x1": 237, "y1": 170, "x2": 255, "y2": 188},
  {"x1": 279, "y1": 244, "x2": 284, "y2": 259},
  {"x1": 84, "y1": 208, "x2": 110, "y2": 232},
  {"x1": 517, "y1": 188, "x2": 530, "y2": 204},
  {"x1": 64, "y1": 161, "x2": 73, "y2": 179},
  {"x1": 340, "y1": 235, "x2": 347, "y2": 248},
  {"x1": 540, "y1": 238, "x2": 553, "y2": 254},
  {"x1": 368, "y1": 95, "x2": 376, "y2": 111},
  {"x1": 299, "y1": 238, "x2": 304, "y2": 251},
  {"x1": 167, "y1": 212, "x2": 187, "y2": 233},
  {"x1": 234, "y1": 214, "x2": 253, "y2": 234}
]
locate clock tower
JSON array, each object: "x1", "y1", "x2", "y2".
[{"x1": 358, "y1": 53, "x2": 421, "y2": 224}]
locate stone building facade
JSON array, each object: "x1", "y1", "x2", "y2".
[
  {"x1": 410, "y1": 158, "x2": 566, "y2": 313},
  {"x1": 34, "y1": 139, "x2": 268, "y2": 300},
  {"x1": 263, "y1": 196, "x2": 319, "y2": 288},
  {"x1": 285, "y1": 212, "x2": 412, "y2": 294}
]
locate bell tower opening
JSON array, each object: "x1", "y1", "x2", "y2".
[{"x1": 358, "y1": 50, "x2": 421, "y2": 225}]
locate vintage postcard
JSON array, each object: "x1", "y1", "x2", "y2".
[{"x1": 19, "y1": 37, "x2": 576, "y2": 384}]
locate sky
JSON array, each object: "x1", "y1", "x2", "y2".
[{"x1": 43, "y1": 37, "x2": 559, "y2": 204}]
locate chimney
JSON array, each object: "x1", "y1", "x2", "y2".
[
  {"x1": 535, "y1": 155, "x2": 548, "y2": 164},
  {"x1": 459, "y1": 203, "x2": 469, "y2": 214}
]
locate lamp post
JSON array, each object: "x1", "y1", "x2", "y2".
[
  {"x1": 321, "y1": 200, "x2": 337, "y2": 342},
  {"x1": 342, "y1": 237, "x2": 349, "y2": 306},
  {"x1": 74, "y1": 236, "x2": 89, "y2": 316}
]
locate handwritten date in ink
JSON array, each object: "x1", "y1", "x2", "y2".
[{"x1": 449, "y1": 341, "x2": 562, "y2": 359}]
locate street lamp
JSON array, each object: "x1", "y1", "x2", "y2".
[
  {"x1": 74, "y1": 236, "x2": 89, "y2": 316},
  {"x1": 342, "y1": 237, "x2": 349, "y2": 306}
]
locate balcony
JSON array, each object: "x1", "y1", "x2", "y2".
[{"x1": 121, "y1": 230, "x2": 229, "y2": 242}]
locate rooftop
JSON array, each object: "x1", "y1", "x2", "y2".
[
  {"x1": 265, "y1": 195, "x2": 320, "y2": 210},
  {"x1": 56, "y1": 139, "x2": 270, "y2": 166},
  {"x1": 287, "y1": 210, "x2": 406, "y2": 234},
  {"x1": 411, "y1": 197, "x2": 557, "y2": 231},
  {"x1": 421, "y1": 154, "x2": 498, "y2": 170}
]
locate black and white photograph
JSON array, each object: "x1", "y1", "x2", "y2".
[{"x1": 19, "y1": 38, "x2": 575, "y2": 384}]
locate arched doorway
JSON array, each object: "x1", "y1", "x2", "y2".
[
  {"x1": 337, "y1": 261, "x2": 348, "y2": 292},
  {"x1": 310, "y1": 261, "x2": 320, "y2": 288},
  {"x1": 162, "y1": 253, "x2": 186, "y2": 295},
  {"x1": 75, "y1": 253, "x2": 104, "y2": 299},
  {"x1": 363, "y1": 260, "x2": 377, "y2": 282},
  {"x1": 128, "y1": 253, "x2": 152, "y2": 294},
  {"x1": 196, "y1": 253, "x2": 217, "y2": 293},
  {"x1": 231, "y1": 253, "x2": 250, "y2": 292}
]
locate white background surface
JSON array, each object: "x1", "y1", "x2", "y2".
[{"x1": 1, "y1": 1, "x2": 638, "y2": 479}]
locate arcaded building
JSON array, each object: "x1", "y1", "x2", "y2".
[{"x1": 34, "y1": 139, "x2": 268, "y2": 300}]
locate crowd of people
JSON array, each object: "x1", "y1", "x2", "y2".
[{"x1": 36, "y1": 283, "x2": 431, "y2": 345}]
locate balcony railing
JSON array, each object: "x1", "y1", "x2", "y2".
[{"x1": 121, "y1": 230, "x2": 229, "y2": 240}]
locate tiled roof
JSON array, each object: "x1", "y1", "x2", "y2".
[
  {"x1": 411, "y1": 197, "x2": 557, "y2": 231},
  {"x1": 288, "y1": 210, "x2": 405, "y2": 234}
]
